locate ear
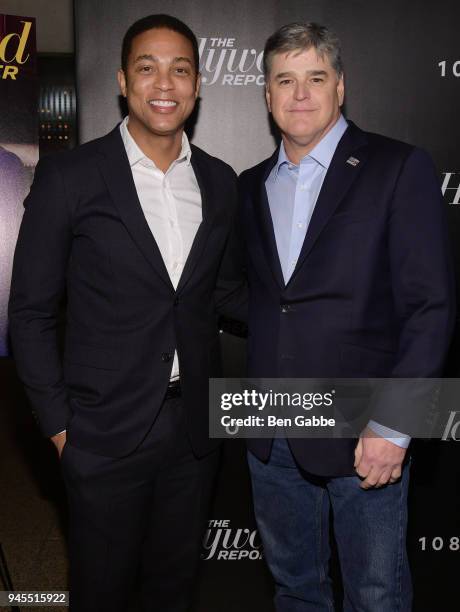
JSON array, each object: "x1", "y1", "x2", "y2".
[
  {"x1": 117, "y1": 69, "x2": 127, "y2": 97},
  {"x1": 337, "y1": 74, "x2": 345, "y2": 107},
  {"x1": 195, "y1": 72, "x2": 202, "y2": 99},
  {"x1": 265, "y1": 84, "x2": 272, "y2": 113}
]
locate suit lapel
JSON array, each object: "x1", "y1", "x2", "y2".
[
  {"x1": 175, "y1": 146, "x2": 216, "y2": 293},
  {"x1": 288, "y1": 122, "x2": 369, "y2": 284},
  {"x1": 96, "y1": 127, "x2": 174, "y2": 290},
  {"x1": 252, "y1": 150, "x2": 285, "y2": 289}
]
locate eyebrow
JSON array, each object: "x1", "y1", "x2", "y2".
[
  {"x1": 274, "y1": 69, "x2": 328, "y2": 79},
  {"x1": 133, "y1": 54, "x2": 193, "y2": 66}
]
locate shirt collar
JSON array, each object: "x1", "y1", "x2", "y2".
[
  {"x1": 119, "y1": 116, "x2": 192, "y2": 168},
  {"x1": 273, "y1": 114, "x2": 348, "y2": 180}
]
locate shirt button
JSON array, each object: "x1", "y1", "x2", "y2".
[
  {"x1": 297, "y1": 223, "x2": 303, "y2": 228},
  {"x1": 161, "y1": 352, "x2": 172, "y2": 363}
]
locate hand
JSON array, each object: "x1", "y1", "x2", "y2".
[
  {"x1": 51, "y1": 430, "x2": 67, "y2": 458},
  {"x1": 354, "y1": 426, "x2": 407, "y2": 489}
]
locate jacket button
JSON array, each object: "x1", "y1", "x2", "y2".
[
  {"x1": 174, "y1": 297, "x2": 179, "y2": 306},
  {"x1": 281, "y1": 304, "x2": 289, "y2": 313},
  {"x1": 161, "y1": 352, "x2": 172, "y2": 362}
]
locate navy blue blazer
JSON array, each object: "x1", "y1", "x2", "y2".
[
  {"x1": 9, "y1": 126, "x2": 246, "y2": 458},
  {"x1": 239, "y1": 121, "x2": 455, "y2": 477}
]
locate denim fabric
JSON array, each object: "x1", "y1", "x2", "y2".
[{"x1": 248, "y1": 438, "x2": 412, "y2": 612}]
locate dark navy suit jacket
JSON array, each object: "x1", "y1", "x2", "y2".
[
  {"x1": 239, "y1": 121, "x2": 455, "y2": 476},
  {"x1": 9, "y1": 126, "x2": 246, "y2": 458}
]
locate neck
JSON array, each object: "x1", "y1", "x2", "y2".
[
  {"x1": 282, "y1": 114, "x2": 340, "y2": 165},
  {"x1": 127, "y1": 120, "x2": 184, "y2": 173}
]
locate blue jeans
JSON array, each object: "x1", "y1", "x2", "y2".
[{"x1": 248, "y1": 438, "x2": 412, "y2": 612}]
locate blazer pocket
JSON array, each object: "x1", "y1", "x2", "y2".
[
  {"x1": 64, "y1": 343, "x2": 120, "y2": 370},
  {"x1": 340, "y1": 343, "x2": 395, "y2": 376}
]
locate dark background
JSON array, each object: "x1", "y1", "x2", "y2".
[{"x1": 76, "y1": 1, "x2": 460, "y2": 609}]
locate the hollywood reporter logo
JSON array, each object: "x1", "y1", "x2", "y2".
[
  {"x1": 441, "y1": 411, "x2": 460, "y2": 441},
  {"x1": 202, "y1": 520, "x2": 263, "y2": 560},
  {"x1": 198, "y1": 37, "x2": 264, "y2": 86}
]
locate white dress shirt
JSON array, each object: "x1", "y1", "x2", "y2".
[{"x1": 120, "y1": 117, "x2": 202, "y2": 380}]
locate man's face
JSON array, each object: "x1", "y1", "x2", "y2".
[
  {"x1": 118, "y1": 27, "x2": 200, "y2": 142},
  {"x1": 265, "y1": 46, "x2": 344, "y2": 154}
]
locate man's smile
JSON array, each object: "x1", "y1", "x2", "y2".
[{"x1": 148, "y1": 99, "x2": 178, "y2": 111}]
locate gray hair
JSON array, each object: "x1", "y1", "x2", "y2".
[{"x1": 263, "y1": 22, "x2": 343, "y2": 78}]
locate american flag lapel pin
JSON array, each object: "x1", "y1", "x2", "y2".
[{"x1": 346, "y1": 156, "x2": 360, "y2": 167}]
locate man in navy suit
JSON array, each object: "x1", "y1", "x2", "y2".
[
  {"x1": 239, "y1": 22, "x2": 455, "y2": 611},
  {"x1": 9, "y1": 14, "x2": 245, "y2": 612}
]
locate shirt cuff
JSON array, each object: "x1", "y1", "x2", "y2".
[{"x1": 367, "y1": 420, "x2": 411, "y2": 449}]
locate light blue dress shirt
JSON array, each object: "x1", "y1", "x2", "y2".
[
  {"x1": 265, "y1": 114, "x2": 410, "y2": 449},
  {"x1": 266, "y1": 114, "x2": 348, "y2": 284}
]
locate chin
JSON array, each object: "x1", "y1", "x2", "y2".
[
  {"x1": 287, "y1": 119, "x2": 315, "y2": 131},
  {"x1": 289, "y1": 127, "x2": 316, "y2": 141},
  {"x1": 148, "y1": 123, "x2": 180, "y2": 135}
]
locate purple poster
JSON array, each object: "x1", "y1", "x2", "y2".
[{"x1": 0, "y1": 14, "x2": 38, "y2": 356}]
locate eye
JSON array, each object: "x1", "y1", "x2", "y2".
[
  {"x1": 311, "y1": 77, "x2": 325, "y2": 84},
  {"x1": 175, "y1": 66, "x2": 190, "y2": 75},
  {"x1": 138, "y1": 65, "x2": 153, "y2": 73},
  {"x1": 279, "y1": 79, "x2": 293, "y2": 86}
]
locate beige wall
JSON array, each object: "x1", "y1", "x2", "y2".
[{"x1": 0, "y1": 0, "x2": 73, "y2": 52}]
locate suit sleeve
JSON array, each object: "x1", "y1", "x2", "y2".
[
  {"x1": 214, "y1": 169, "x2": 248, "y2": 323},
  {"x1": 371, "y1": 147, "x2": 456, "y2": 432},
  {"x1": 8, "y1": 156, "x2": 73, "y2": 437}
]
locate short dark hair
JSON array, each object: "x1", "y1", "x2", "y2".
[
  {"x1": 121, "y1": 14, "x2": 200, "y2": 74},
  {"x1": 263, "y1": 22, "x2": 343, "y2": 79}
]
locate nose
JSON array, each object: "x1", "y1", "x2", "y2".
[
  {"x1": 294, "y1": 80, "x2": 311, "y2": 100},
  {"x1": 154, "y1": 68, "x2": 174, "y2": 91}
]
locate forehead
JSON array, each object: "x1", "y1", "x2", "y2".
[
  {"x1": 270, "y1": 46, "x2": 334, "y2": 73},
  {"x1": 129, "y1": 27, "x2": 194, "y2": 60}
]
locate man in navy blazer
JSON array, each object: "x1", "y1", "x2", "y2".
[
  {"x1": 239, "y1": 22, "x2": 455, "y2": 611},
  {"x1": 9, "y1": 15, "x2": 245, "y2": 612}
]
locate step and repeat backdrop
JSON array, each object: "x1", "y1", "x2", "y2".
[
  {"x1": 0, "y1": 1, "x2": 457, "y2": 610},
  {"x1": 75, "y1": 1, "x2": 459, "y2": 610},
  {"x1": 75, "y1": 1, "x2": 460, "y2": 610}
]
